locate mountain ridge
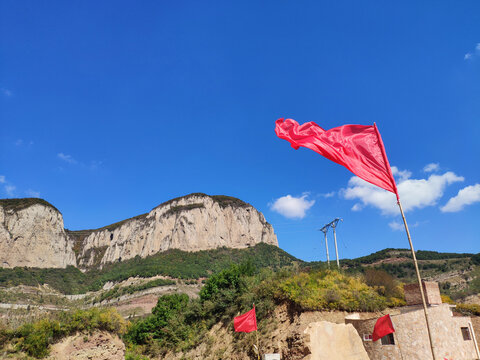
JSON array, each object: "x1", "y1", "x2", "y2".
[{"x1": 0, "y1": 193, "x2": 277, "y2": 269}]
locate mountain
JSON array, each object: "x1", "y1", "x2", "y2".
[{"x1": 0, "y1": 193, "x2": 277, "y2": 269}]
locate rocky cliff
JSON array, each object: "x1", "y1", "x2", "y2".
[
  {"x1": 0, "y1": 199, "x2": 76, "y2": 268},
  {"x1": 73, "y1": 193, "x2": 277, "y2": 268},
  {"x1": 0, "y1": 194, "x2": 278, "y2": 269}
]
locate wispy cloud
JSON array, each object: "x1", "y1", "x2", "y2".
[
  {"x1": 464, "y1": 42, "x2": 480, "y2": 60},
  {"x1": 389, "y1": 220, "x2": 420, "y2": 231},
  {"x1": 321, "y1": 191, "x2": 336, "y2": 198},
  {"x1": 342, "y1": 166, "x2": 464, "y2": 215},
  {"x1": 423, "y1": 163, "x2": 439, "y2": 173},
  {"x1": 441, "y1": 183, "x2": 480, "y2": 213},
  {"x1": 0, "y1": 175, "x2": 5, "y2": 184},
  {"x1": 269, "y1": 193, "x2": 315, "y2": 219},
  {"x1": 14, "y1": 139, "x2": 34, "y2": 147},
  {"x1": 5, "y1": 185, "x2": 16, "y2": 197},
  {"x1": 57, "y1": 152, "x2": 78, "y2": 164},
  {"x1": 25, "y1": 189, "x2": 40, "y2": 198}
]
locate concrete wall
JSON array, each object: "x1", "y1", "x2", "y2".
[
  {"x1": 404, "y1": 281, "x2": 442, "y2": 306},
  {"x1": 347, "y1": 304, "x2": 478, "y2": 360}
]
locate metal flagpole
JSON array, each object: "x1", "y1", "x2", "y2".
[{"x1": 398, "y1": 199, "x2": 436, "y2": 359}]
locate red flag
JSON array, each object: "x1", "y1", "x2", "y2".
[
  {"x1": 275, "y1": 118, "x2": 399, "y2": 200},
  {"x1": 372, "y1": 314, "x2": 395, "y2": 341},
  {"x1": 234, "y1": 307, "x2": 257, "y2": 333}
]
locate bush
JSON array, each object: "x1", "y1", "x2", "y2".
[
  {"x1": 277, "y1": 269, "x2": 387, "y2": 312},
  {"x1": 455, "y1": 303, "x2": 480, "y2": 316},
  {"x1": 7, "y1": 308, "x2": 126, "y2": 358}
]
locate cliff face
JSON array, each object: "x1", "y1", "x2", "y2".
[
  {"x1": 74, "y1": 194, "x2": 277, "y2": 268},
  {"x1": 0, "y1": 199, "x2": 76, "y2": 268},
  {"x1": 0, "y1": 194, "x2": 278, "y2": 269}
]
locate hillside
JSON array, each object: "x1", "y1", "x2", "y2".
[
  {"x1": 338, "y1": 248, "x2": 480, "y2": 300},
  {"x1": 0, "y1": 243, "x2": 298, "y2": 294}
]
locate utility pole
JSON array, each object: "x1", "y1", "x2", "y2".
[
  {"x1": 319, "y1": 225, "x2": 330, "y2": 267},
  {"x1": 330, "y1": 218, "x2": 342, "y2": 268}
]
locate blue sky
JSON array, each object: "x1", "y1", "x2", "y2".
[{"x1": 1, "y1": 1, "x2": 479, "y2": 261}]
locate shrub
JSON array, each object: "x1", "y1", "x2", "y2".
[
  {"x1": 277, "y1": 270, "x2": 387, "y2": 312},
  {"x1": 455, "y1": 303, "x2": 480, "y2": 316},
  {"x1": 8, "y1": 308, "x2": 126, "y2": 358}
]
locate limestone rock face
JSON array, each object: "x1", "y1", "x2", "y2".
[
  {"x1": 0, "y1": 194, "x2": 277, "y2": 269},
  {"x1": 0, "y1": 201, "x2": 76, "y2": 268},
  {"x1": 76, "y1": 194, "x2": 277, "y2": 268}
]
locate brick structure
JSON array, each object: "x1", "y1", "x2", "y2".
[
  {"x1": 404, "y1": 281, "x2": 442, "y2": 306},
  {"x1": 346, "y1": 303, "x2": 480, "y2": 359}
]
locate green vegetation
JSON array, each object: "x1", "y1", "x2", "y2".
[
  {"x1": 0, "y1": 308, "x2": 126, "y2": 358},
  {"x1": 165, "y1": 203, "x2": 204, "y2": 216},
  {"x1": 153, "y1": 193, "x2": 251, "y2": 211},
  {"x1": 455, "y1": 303, "x2": 480, "y2": 317},
  {"x1": 0, "y1": 243, "x2": 299, "y2": 294},
  {"x1": 210, "y1": 195, "x2": 250, "y2": 208},
  {"x1": 0, "y1": 198, "x2": 60, "y2": 213},
  {"x1": 124, "y1": 262, "x2": 401, "y2": 357},
  {"x1": 94, "y1": 278, "x2": 176, "y2": 303}
]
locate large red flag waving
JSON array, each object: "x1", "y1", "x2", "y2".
[
  {"x1": 275, "y1": 118, "x2": 399, "y2": 200},
  {"x1": 234, "y1": 307, "x2": 257, "y2": 333},
  {"x1": 372, "y1": 314, "x2": 395, "y2": 341}
]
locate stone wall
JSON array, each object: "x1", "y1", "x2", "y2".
[
  {"x1": 347, "y1": 304, "x2": 478, "y2": 360},
  {"x1": 404, "y1": 281, "x2": 442, "y2": 306}
]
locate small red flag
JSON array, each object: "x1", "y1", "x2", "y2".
[
  {"x1": 372, "y1": 314, "x2": 395, "y2": 341},
  {"x1": 234, "y1": 307, "x2": 257, "y2": 333},
  {"x1": 275, "y1": 118, "x2": 399, "y2": 200}
]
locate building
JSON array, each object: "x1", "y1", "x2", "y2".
[{"x1": 346, "y1": 281, "x2": 480, "y2": 359}]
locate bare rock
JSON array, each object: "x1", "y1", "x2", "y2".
[{"x1": 0, "y1": 200, "x2": 76, "y2": 268}]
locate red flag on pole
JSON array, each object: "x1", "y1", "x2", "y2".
[
  {"x1": 372, "y1": 314, "x2": 395, "y2": 341},
  {"x1": 234, "y1": 306, "x2": 257, "y2": 333},
  {"x1": 275, "y1": 118, "x2": 399, "y2": 200}
]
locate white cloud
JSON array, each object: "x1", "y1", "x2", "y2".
[
  {"x1": 322, "y1": 191, "x2": 336, "y2": 198},
  {"x1": 343, "y1": 169, "x2": 464, "y2": 215},
  {"x1": 0, "y1": 175, "x2": 5, "y2": 184},
  {"x1": 389, "y1": 220, "x2": 420, "y2": 231},
  {"x1": 440, "y1": 184, "x2": 480, "y2": 213},
  {"x1": 389, "y1": 221, "x2": 404, "y2": 231},
  {"x1": 351, "y1": 203, "x2": 363, "y2": 211},
  {"x1": 57, "y1": 153, "x2": 77, "y2": 164},
  {"x1": 464, "y1": 43, "x2": 480, "y2": 60},
  {"x1": 25, "y1": 189, "x2": 40, "y2": 198},
  {"x1": 270, "y1": 194, "x2": 315, "y2": 219},
  {"x1": 5, "y1": 185, "x2": 16, "y2": 197},
  {"x1": 423, "y1": 163, "x2": 439, "y2": 173},
  {"x1": 391, "y1": 166, "x2": 412, "y2": 181}
]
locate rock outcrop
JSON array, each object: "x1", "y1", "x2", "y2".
[
  {"x1": 0, "y1": 199, "x2": 76, "y2": 268},
  {"x1": 74, "y1": 193, "x2": 277, "y2": 268},
  {"x1": 0, "y1": 194, "x2": 278, "y2": 269}
]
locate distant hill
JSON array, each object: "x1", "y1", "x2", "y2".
[{"x1": 337, "y1": 248, "x2": 480, "y2": 300}]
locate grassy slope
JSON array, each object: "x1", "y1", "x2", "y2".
[{"x1": 0, "y1": 243, "x2": 300, "y2": 294}]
